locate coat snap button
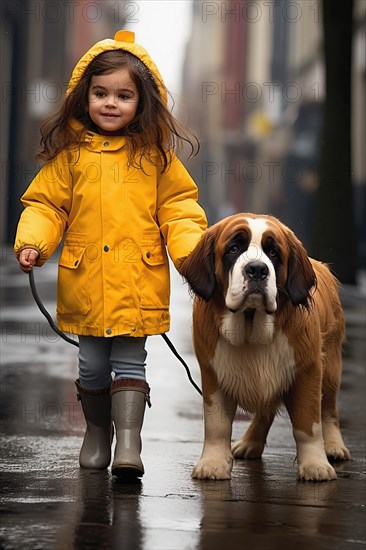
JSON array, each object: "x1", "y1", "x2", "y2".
[
  {"x1": 131, "y1": 327, "x2": 136, "y2": 332},
  {"x1": 104, "y1": 245, "x2": 110, "y2": 252},
  {"x1": 106, "y1": 328, "x2": 112, "y2": 335},
  {"x1": 103, "y1": 141, "x2": 110, "y2": 147}
]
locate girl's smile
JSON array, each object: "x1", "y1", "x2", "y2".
[{"x1": 87, "y1": 68, "x2": 140, "y2": 135}]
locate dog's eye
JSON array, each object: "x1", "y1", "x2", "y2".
[
  {"x1": 228, "y1": 244, "x2": 240, "y2": 254},
  {"x1": 268, "y1": 248, "x2": 278, "y2": 258}
]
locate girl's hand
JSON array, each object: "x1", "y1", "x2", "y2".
[{"x1": 19, "y1": 248, "x2": 40, "y2": 272}]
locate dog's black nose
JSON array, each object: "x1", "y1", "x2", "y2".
[{"x1": 244, "y1": 262, "x2": 269, "y2": 281}]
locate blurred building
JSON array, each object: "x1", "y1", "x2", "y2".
[
  {"x1": 353, "y1": 0, "x2": 366, "y2": 269},
  {"x1": 1, "y1": 0, "x2": 122, "y2": 244},
  {"x1": 183, "y1": 0, "x2": 365, "y2": 265},
  {"x1": 2, "y1": 0, "x2": 365, "y2": 271}
]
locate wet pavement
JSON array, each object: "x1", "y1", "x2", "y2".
[{"x1": 0, "y1": 249, "x2": 365, "y2": 550}]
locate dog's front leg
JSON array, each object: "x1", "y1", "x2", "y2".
[
  {"x1": 192, "y1": 368, "x2": 236, "y2": 480},
  {"x1": 284, "y1": 365, "x2": 337, "y2": 482}
]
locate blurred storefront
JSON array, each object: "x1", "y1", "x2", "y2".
[
  {"x1": 183, "y1": 0, "x2": 365, "y2": 272},
  {"x1": 1, "y1": 0, "x2": 121, "y2": 244}
]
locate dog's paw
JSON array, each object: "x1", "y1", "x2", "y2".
[
  {"x1": 232, "y1": 438, "x2": 264, "y2": 459},
  {"x1": 298, "y1": 460, "x2": 337, "y2": 482},
  {"x1": 325, "y1": 444, "x2": 351, "y2": 463},
  {"x1": 192, "y1": 457, "x2": 232, "y2": 480}
]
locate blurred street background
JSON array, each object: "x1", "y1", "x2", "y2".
[
  {"x1": 1, "y1": 0, "x2": 365, "y2": 283},
  {"x1": 1, "y1": 1, "x2": 365, "y2": 549}
]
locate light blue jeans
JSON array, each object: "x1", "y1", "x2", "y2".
[{"x1": 78, "y1": 335, "x2": 147, "y2": 390}]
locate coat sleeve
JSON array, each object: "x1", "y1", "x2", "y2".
[
  {"x1": 14, "y1": 151, "x2": 73, "y2": 266},
  {"x1": 157, "y1": 154, "x2": 207, "y2": 271}
]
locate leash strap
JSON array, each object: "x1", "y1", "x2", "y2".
[
  {"x1": 28, "y1": 270, "x2": 202, "y2": 396},
  {"x1": 29, "y1": 269, "x2": 79, "y2": 347},
  {"x1": 161, "y1": 333, "x2": 202, "y2": 396}
]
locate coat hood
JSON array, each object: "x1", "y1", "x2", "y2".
[{"x1": 67, "y1": 30, "x2": 167, "y2": 103}]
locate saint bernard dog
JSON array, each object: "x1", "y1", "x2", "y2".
[{"x1": 180, "y1": 213, "x2": 351, "y2": 482}]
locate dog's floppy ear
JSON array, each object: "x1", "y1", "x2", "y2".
[
  {"x1": 180, "y1": 230, "x2": 216, "y2": 301},
  {"x1": 286, "y1": 234, "x2": 317, "y2": 308}
]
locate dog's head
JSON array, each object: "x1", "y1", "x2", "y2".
[{"x1": 180, "y1": 213, "x2": 316, "y2": 314}]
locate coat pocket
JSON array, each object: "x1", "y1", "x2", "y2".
[
  {"x1": 140, "y1": 234, "x2": 170, "y2": 309},
  {"x1": 57, "y1": 240, "x2": 90, "y2": 316}
]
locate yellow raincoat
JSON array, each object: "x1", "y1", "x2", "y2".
[{"x1": 14, "y1": 31, "x2": 207, "y2": 338}]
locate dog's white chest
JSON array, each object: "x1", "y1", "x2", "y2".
[{"x1": 211, "y1": 330, "x2": 296, "y2": 412}]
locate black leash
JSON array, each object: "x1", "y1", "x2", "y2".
[
  {"x1": 160, "y1": 333, "x2": 202, "y2": 396},
  {"x1": 29, "y1": 269, "x2": 78, "y2": 347},
  {"x1": 28, "y1": 269, "x2": 202, "y2": 396}
]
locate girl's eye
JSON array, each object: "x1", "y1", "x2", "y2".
[{"x1": 120, "y1": 93, "x2": 134, "y2": 101}]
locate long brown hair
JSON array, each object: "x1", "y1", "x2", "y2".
[{"x1": 38, "y1": 50, "x2": 199, "y2": 172}]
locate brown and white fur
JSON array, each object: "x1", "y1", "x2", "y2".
[{"x1": 180, "y1": 213, "x2": 350, "y2": 482}]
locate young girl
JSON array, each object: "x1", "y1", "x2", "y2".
[{"x1": 14, "y1": 30, "x2": 207, "y2": 479}]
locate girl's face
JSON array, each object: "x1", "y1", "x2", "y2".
[{"x1": 87, "y1": 68, "x2": 140, "y2": 135}]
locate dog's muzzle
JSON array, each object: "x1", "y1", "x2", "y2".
[{"x1": 243, "y1": 261, "x2": 269, "y2": 282}]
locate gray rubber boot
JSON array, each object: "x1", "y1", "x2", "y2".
[
  {"x1": 75, "y1": 380, "x2": 113, "y2": 469},
  {"x1": 111, "y1": 378, "x2": 151, "y2": 479}
]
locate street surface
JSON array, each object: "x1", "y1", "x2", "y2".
[{"x1": 1, "y1": 250, "x2": 365, "y2": 550}]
